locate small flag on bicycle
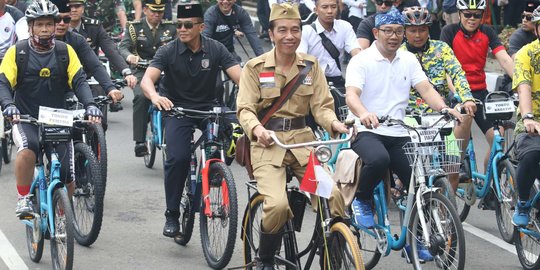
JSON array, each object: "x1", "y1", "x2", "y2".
[{"x1": 300, "y1": 151, "x2": 334, "y2": 198}]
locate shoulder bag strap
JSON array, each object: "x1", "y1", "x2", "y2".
[{"x1": 259, "y1": 60, "x2": 314, "y2": 125}]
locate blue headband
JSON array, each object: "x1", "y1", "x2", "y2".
[{"x1": 375, "y1": 7, "x2": 404, "y2": 27}]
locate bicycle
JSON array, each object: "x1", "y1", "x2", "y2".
[
  {"x1": 241, "y1": 126, "x2": 364, "y2": 270},
  {"x1": 1, "y1": 113, "x2": 14, "y2": 165},
  {"x1": 68, "y1": 102, "x2": 107, "y2": 246},
  {"x1": 513, "y1": 179, "x2": 540, "y2": 270},
  {"x1": 166, "y1": 106, "x2": 238, "y2": 269},
  {"x1": 352, "y1": 114, "x2": 466, "y2": 270},
  {"x1": 17, "y1": 110, "x2": 79, "y2": 270},
  {"x1": 456, "y1": 91, "x2": 518, "y2": 243}
]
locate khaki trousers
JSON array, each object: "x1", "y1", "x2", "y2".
[{"x1": 254, "y1": 151, "x2": 346, "y2": 233}]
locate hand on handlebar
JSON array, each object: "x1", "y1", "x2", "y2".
[
  {"x1": 234, "y1": 30, "x2": 244, "y2": 38},
  {"x1": 359, "y1": 112, "x2": 379, "y2": 129},
  {"x1": 331, "y1": 120, "x2": 349, "y2": 134},
  {"x1": 253, "y1": 125, "x2": 274, "y2": 148},
  {"x1": 150, "y1": 95, "x2": 173, "y2": 111},
  {"x1": 2, "y1": 104, "x2": 20, "y2": 122},
  {"x1": 442, "y1": 107, "x2": 464, "y2": 123},
  {"x1": 108, "y1": 89, "x2": 124, "y2": 103},
  {"x1": 524, "y1": 119, "x2": 540, "y2": 135},
  {"x1": 125, "y1": 74, "x2": 137, "y2": 88},
  {"x1": 126, "y1": 54, "x2": 140, "y2": 65},
  {"x1": 456, "y1": 100, "x2": 477, "y2": 117}
]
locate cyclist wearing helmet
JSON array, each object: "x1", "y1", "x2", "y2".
[
  {"x1": 401, "y1": 6, "x2": 476, "y2": 191},
  {"x1": 0, "y1": 0, "x2": 101, "y2": 219},
  {"x1": 512, "y1": 5, "x2": 540, "y2": 227},
  {"x1": 440, "y1": 0, "x2": 513, "y2": 208}
]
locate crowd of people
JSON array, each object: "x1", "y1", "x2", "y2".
[{"x1": 1, "y1": 0, "x2": 540, "y2": 268}]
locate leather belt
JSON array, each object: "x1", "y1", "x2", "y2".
[{"x1": 264, "y1": 117, "x2": 306, "y2": 131}]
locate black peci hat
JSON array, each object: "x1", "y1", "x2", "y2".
[
  {"x1": 177, "y1": 3, "x2": 203, "y2": 19},
  {"x1": 526, "y1": 0, "x2": 540, "y2": 13},
  {"x1": 51, "y1": 0, "x2": 70, "y2": 13}
]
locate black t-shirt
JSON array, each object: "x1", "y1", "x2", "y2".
[
  {"x1": 150, "y1": 36, "x2": 238, "y2": 110},
  {"x1": 508, "y1": 28, "x2": 536, "y2": 56},
  {"x1": 356, "y1": 14, "x2": 375, "y2": 41}
]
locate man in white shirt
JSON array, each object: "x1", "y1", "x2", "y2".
[
  {"x1": 345, "y1": 8, "x2": 461, "y2": 257},
  {"x1": 298, "y1": 0, "x2": 361, "y2": 88},
  {"x1": 0, "y1": 0, "x2": 27, "y2": 61}
]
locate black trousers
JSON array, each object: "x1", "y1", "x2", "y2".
[
  {"x1": 163, "y1": 110, "x2": 238, "y2": 212},
  {"x1": 351, "y1": 132, "x2": 412, "y2": 200}
]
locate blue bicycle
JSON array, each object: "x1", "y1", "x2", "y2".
[
  {"x1": 352, "y1": 114, "x2": 466, "y2": 270},
  {"x1": 144, "y1": 105, "x2": 165, "y2": 168},
  {"x1": 514, "y1": 179, "x2": 540, "y2": 269},
  {"x1": 456, "y1": 91, "x2": 518, "y2": 243},
  {"x1": 18, "y1": 113, "x2": 76, "y2": 270}
]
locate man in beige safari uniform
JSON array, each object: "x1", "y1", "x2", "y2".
[{"x1": 236, "y1": 3, "x2": 349, "y2": 269}]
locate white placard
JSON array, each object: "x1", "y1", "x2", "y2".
[
  {"x1": 409, "y1": 128, "x2": 442, "y2": 143},
  {"x1": 38, "y1": 106, "x2": 74, "y2": 127},
  {"x1": 484, "y1": 100, "x2": 515, "y2": 114}
]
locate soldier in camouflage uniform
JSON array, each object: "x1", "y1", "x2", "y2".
[
  {"x1": 84, "y1": 0, "x2": 128, "y2": 35},
  {"x1": 118, "y1": 0, "x2": 176, "y2": 157}
]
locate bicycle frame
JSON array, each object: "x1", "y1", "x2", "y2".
[
  {"x1": 460, "y1": 123, "x2": 507, "y2": 201},
  {"x1": 149, "y1": 107, "x2": 164, "y2": 149},
  {"x1": 22, "y1": 148, "x2": 65, "y2": 239}
]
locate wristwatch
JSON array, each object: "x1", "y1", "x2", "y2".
[
  {"x1": 122, "y1": 68, "x2": 133, "y2": 76},
  {"x1": 523, "y1": 113, "x2": 535, "y2": 120}
]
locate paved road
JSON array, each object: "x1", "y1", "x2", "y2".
[{"x1": 0, "y1": 39, "x2": 523, "y2": 269}]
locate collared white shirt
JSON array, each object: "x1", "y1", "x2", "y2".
[
  {"x1": 342, "y1": 0, "x2": 367, "y2": 19},
  {"x1": 298, "y1": 19, "x2": 359, "y2": 77},
  {"x1": 345, "y1": 41, "x2": 428, "y2": 137}
]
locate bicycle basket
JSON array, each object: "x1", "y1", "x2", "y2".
[
  {"x1": 403, "y1": 139, "x2": 463, "y2": 177},
  {"x1": 483, "y1": 91, "x2": 515, "y2": 122},
  {"x1": 40, "y1": 126, "x2": 72, "y2": 143}
]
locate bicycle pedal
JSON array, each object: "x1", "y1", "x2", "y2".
[{"x1": 17, "y1": 214, "x2": 34, "y2": 220}]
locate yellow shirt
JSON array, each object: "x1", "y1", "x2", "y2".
[{"x1": 512, "y1": 39, "x2": 540, "y2": 134}]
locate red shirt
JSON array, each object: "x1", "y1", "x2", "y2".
[{"x1": 441, "y1": 24, "x2": 505, "y2": 91}]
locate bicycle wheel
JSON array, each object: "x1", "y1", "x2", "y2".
[
  {"x1": 350, "y1": 218, "x2": 381, "y2": 269},
  {"x1": 242, "y1": 192, "x2": 297, "y2": 270},
  {"x1": 25, "y1": 186, "x2": 44, "y2": 262},
  {"x1": 456, "y1": 157, "x2": 472, "y2": 222},
  {"x1": 514, "y1": 183, "x2": 540, "y2": 270},
  {"x1": 86, "y1": 123, "x2": 107, "y2": 182},
  {"x1": 434, "y1": 176, "x2": 457, "y2": 208},
  {"x1": 322, "y1": 222, "x2": 364, "y2": 270},
  {"x1": 72, "y1": 143, "x2": 104, "y2": 246},
  {"x1": 200, "y1": 162, "x2": 238, "y2": 269},
  {"x1": 174, "y1": 175, "x2": 195, "y2": 246},
  {"x1": 144, "y1": 120, "x2": 156, "y2": 168},
  {"x1": 495, "y1": 159, "x2": 517, "y2": 243},
  {"x1": 408, "y1": 191, "x2": 465, "y2": 270},
  {"x1": 50, "y1": 188, "x2": 74, "y2": 270}
]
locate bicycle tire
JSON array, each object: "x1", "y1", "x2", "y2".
[
  {"x1": 50, "y1": 188, "x2": 74, "y2": 270},
  {"x1": 351, "y1": 224, "x2": 381, "y2": 269},
  {"x1": 174, "y1": 175, "x2": 196, "y2": 246},
  {"x1": 25, "y1": 186, "x2": 44, "y2": 262},
  {"x1": 322, "y1": 222, "x2": 364, "y2": 270},
  {"x1": 495, "y1": 159, "x2": 517, "y2": 243},
  {"x1": 408, "y1": 191, "x2": 465, "y2": 270},
  {"x1": 200, "y1": 162, "x2": 238, "y2": 269},
  {"x1": 72, "y1": 143, "x2": 105, "y2": 246},
  {"x1": 514, "y1": 182, "x2": 540, "y2": 270},
  {"x1": 456, "y1": 157, "x2": 472, "y2": 222},
  {"x1": 2, "y1": 120, "x2": 13, "y2": 164},
  {"x1": 144, "y1": 120, "x2": 156, "y2": 168},
  {"x1": 86, "y1": 123, "x2": 107, "y2": 183},
  {"x1": 433, "y1": 176, "x2": 457, "y2": 208}
]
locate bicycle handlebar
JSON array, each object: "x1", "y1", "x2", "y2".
[
  {"x1": 168, "y1": 107, "x2": 237, "y2": 118},
  {"x1": 16, "y1": 115, "x2": 91, "y2": 125},
  {"x1": 269, "y1": 127, "x2": 354, "y2": 150}
]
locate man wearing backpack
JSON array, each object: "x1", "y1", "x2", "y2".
[{"x1": 0, "y1": 0, "x2": 102, "y2": 219}]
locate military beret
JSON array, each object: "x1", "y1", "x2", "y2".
[
  {"x1": 269, "y1": 3, "x2": 301, "y2": 22},
  {"x1": 177, "y1": 2, "x2": 203, "y2": 19},
  {"x1": 375, "y1": 7, "x2": 404, "y2": 27}
]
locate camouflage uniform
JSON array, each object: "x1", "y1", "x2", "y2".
[{"x1": 85, "y1": 0, "x2": 126, "y2": 32}]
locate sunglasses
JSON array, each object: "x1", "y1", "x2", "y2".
[
  {"x1": 461, "y1": 12, "x2": 483, "y2": 19},
  {"x1": 522, "y1": 14, "x2": 533, "y2": 21},
  {"x1": 176, "y1": 21, "x2": 202, "y2": 29},
  {"x1": 376, "y1": 0, "x2": 393, "y2": 6},
  {"x1": 58, "y1": 16, "x2": 72, "y2": 23}
]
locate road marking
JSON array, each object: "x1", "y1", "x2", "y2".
[
  {"x1": 463, "y1": 222, "x2": 517, "y2": 255},
  {"x1": 0, "y1": 229, "x2": 28, "y2": 270}
]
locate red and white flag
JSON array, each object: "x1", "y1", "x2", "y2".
[{"x1": 300, "y1": 151, "x2": 334, "y2": 198}]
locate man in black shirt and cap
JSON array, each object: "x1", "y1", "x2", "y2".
[{"x1": 140, "y1": 2, "x2": 241, "y2": 237}]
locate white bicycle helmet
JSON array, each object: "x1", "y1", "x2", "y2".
[
  {"x1": 456, "y1": 0, "x2": 486, "y2": 10},
  {"x1": 25, "y1": 0, "x2": 60, "y2": 22},
  {"x1": 402, "y1": 6, "x2": 432, "y2": 26}
]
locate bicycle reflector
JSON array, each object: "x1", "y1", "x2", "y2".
[{"x1": 315, "y1": 145, "x2": 332, "y2": 163}]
